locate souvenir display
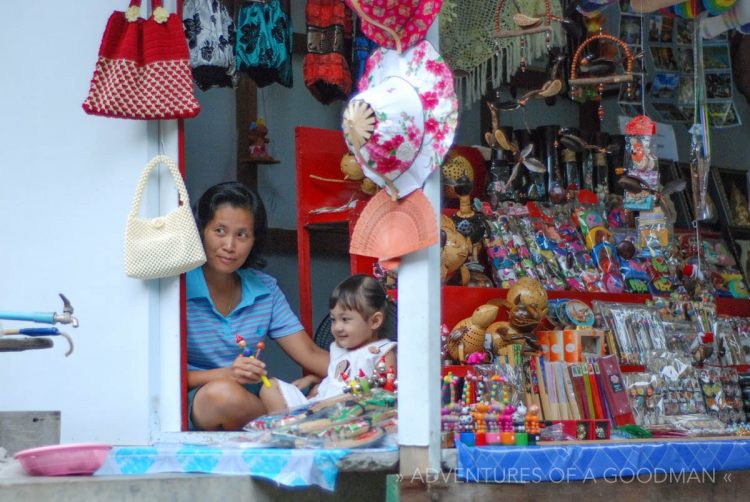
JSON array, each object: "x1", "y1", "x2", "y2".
[
  {"x1": 646, "y1": 352, "x2": 706, "y2": 416},
  {"x1": 698, "y1": 366, "x2": 747, "y2": 424},
  {"x1": 485, "y1": 142, "x2": 518, "y2": 207},
  {"x1": 247, "y1": 118, "x2": 275, "y2": 162},
  {"x1": 244, "y1": 390, "x2": 397, "y2": 448},
  {"x1": 624, "y1": 372, "x2": 663, "y2": 425}
]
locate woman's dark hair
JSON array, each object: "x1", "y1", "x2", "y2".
[
  {"x1": 194, "y1": 182, "x2": 267, "y2": 269},
  {"x1": 329, "y1": 274, "x2": 389, "y2": 334}
]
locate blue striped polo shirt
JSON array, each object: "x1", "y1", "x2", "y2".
[{"x1": 186, "y1": 267, "x2": 303, "y2": 371}]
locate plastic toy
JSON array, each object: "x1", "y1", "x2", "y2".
[{"x1": 236, "y1": 336, "x2": 272, "y2": 388}]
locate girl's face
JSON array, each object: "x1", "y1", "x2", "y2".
[
  {"x1": 203, "y1": 204, "x2": 255, "y2": 275},
  {"x1": 329, "y1": 303, "x2": 382, "y2": 350}
]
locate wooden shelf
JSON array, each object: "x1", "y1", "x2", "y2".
[
  {"x1": 265, "y1": 226, "x2": 349, "y2": 255},
  {"x1": 728, "y1": 225, "x2": 750, "y2": 240},
  {"x1": 238, "y1": 157, "x2": 280, "y2": 165},
  {"x1": 442, "y1": 363, "x2": 750, "y2": 378}
]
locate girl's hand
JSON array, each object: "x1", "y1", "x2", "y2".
[
  {"x1": 229, "y1": 354, "x2": 267, "y2": 384},
  {"x1": 292, "y1": 374, "x2": 320, "y2": 390}
]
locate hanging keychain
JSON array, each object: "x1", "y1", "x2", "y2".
[
  {"x1": 570, "y1": 32, "x2": 635, "y2": 119},
  {"x1": 493, "y1": 0, "x2": 565, "y2": 73}
]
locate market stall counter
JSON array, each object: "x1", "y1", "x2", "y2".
[
  {"x1": 456, "y1": 436, "x2": 750, "y2": 483},
  {"x1": 94, "y1": 442, "x2": 398, "y2": 491}
]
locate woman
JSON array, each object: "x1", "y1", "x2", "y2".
[{"x1": 187, "y1": 182, "x2": 329, "y2": 430}]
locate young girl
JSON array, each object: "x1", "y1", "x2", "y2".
[{"x1": 260, "y1": 274, "x2": 397, "y2": 413}]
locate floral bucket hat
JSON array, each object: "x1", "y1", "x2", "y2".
[
  {"x1": 342, "y1": 40, "x2": 458, "y2": 200},
  {"x1": 345, "y1": 0, "x2": 442, "y2": 52}
]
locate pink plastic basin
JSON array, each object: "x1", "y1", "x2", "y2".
[{"x1": 14, "y1": 443, "x2": 112, "y2": 476}]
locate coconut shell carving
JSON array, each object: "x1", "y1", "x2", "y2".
[
  {"x1": 447, "y1": 304, "x2": 499, "y2": 362},
  {"x1": 506, "y1": 277, "x2": 548, "y2": 314}
]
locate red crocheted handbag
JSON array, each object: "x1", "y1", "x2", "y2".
[{"x1": 82, "y1": 0, "x2": 201, "y2": 120}]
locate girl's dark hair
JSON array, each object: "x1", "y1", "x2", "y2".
[
  {"x1": 329, "y1": 274, "x2": 389, "y2": 334},
  {"x1": 194, "y1": 181, "x2": 267, "y2": 269}
]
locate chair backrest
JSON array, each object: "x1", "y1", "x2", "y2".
[{"x1": 313, "y1": 301, "x2": 398, "y2": 351}]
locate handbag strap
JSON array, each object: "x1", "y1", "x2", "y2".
[
  {"x1": 128, "y1": 155, "x2": 190, "y2": 221},
  {"x1": 126, "y1": 0, "x2": 166, "y2": 22}
]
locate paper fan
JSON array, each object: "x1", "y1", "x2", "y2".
[{"x1": 350, "y1": 189, "x2": 438, "y2": 266}]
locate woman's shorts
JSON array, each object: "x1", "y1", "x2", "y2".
[{"x1": 187, "y1": 382, "x2": 262, "y2": 431}]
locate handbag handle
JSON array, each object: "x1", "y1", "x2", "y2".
[
  {"x1": 126, "y1": 0, "x2": 166, "y2": 23},
  {"x1": 347, "y1": 0, "x2": 403, "y2": 53},
  {"x1": 128, "y1": 155, "x2": 190, "y2": 221}
]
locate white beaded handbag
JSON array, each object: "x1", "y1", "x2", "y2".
[{"x1": 124, "y1": 155, "x2": 206, "y2": 279}]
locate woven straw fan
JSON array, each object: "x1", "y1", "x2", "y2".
[
  {"x1": 349, "y1": 189, "x2": 439, "y2": 270},
  {"x1": 342, "y1": 100, "x2": 400, "y2": 200}
]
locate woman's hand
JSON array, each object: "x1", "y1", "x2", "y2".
[{"x1": 229, "y1": 354, "x2": 267, "y2": 385}]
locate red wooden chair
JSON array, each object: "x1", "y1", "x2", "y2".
[{"x1": 294, "y1": 126, "x2": 374, "y2": 334}]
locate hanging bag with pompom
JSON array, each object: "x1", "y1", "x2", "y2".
[{"x1": 82, "y1": 0, "x2": 201, "y2": 119}]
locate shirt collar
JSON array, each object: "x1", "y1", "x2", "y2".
[{"x1": 186, "y1": 267, "x2": 270, "y2": 308}]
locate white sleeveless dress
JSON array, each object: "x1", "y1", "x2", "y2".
[{"x1": 277, "y1": 339, "x2": 397, "y2": 409}]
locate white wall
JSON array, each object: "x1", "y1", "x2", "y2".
[{"x1": 0, "y1": 1, "x2": 179, "y2": 445}]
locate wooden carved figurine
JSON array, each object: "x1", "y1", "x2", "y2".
[
  {"x1": 500, "y1": 277, "x2": 548, "y2": 333},
  {"x1": 441, "y1": 215, "x2": 472, "y2": 286},
  {"x1": 486, "y1": 320, "x2": 523, "y2": 354}
]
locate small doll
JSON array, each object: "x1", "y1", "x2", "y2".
[
  {"x1": 525, "y1": 404, "x2": 541, "y2": 436},
  {"x1": 248, "y1": 119, "x2": 273, "y2": 161}
]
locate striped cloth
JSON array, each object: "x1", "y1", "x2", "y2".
[{"x1": 186, "y1": 267, "x2": 303, "y2": 371}]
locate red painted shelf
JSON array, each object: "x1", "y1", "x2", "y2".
[
  {"x1": 442, "y1": 286, "x2": 750, "y2": 329},
  {"x1": 440, "y1": 286, "x2": 750, "y2": 377}
]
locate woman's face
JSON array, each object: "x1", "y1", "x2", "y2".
[{"x1": 203, "y1": 203, "x2": 255, "y2": 275}]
